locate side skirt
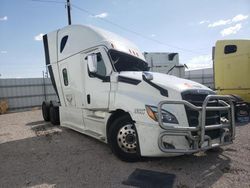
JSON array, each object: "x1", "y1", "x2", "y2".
[{"x1": 61, "y1": 122, "x2": 107, "y2": 143}]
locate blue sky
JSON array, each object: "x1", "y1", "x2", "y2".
[{"x1": 0, "y1": 0, "x2": 249, "y2": 78}]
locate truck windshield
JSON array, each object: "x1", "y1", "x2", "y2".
[{"x1": 108, "y1": 49, "x2": 149, "y2": 72}]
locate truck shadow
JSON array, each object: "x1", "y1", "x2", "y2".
[
  {"x1": 0, "y1": 121, "x2": 234, "y2": 188},
  {"x1": 26, "y1": 120, "x2": 48, "y2": 126}
]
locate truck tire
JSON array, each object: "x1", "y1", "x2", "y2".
[
  {"x1": 108, "y1": 115, "x2": 140, "y2": 162},
  {"x1": 42, "y1": 101, "x2": 50, "y2": 121},
  {"x1": 49, "y1": 106, "x2": 60, "y2": 125}
]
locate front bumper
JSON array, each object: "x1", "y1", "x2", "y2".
[{"x1": 157, "y1": 95, "x2": 235, "y2": 154}]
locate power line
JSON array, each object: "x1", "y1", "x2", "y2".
[
  {"x1": 30, "y1": 0, "x2": 208, "y2": 55},
  {"x1": 71, "y1": 4, "x2": 205, "y2": 55},
  {"x1": 30, "y1": 0, "x2": 65, "y2": 4}
]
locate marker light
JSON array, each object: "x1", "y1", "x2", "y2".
[{"x1": 146, "y1": 106, "x2": 157, "y2": 121}]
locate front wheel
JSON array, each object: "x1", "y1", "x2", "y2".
[{"x1": 108, "y1": 115, "x2": 140, "y2": 162}]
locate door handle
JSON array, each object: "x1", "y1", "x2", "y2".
[{"x1": 87, "y1": 94, "x2": 91, "y2": 104}]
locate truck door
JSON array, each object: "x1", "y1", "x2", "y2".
[{"x1": 84, "y1": 48, "x2": 111, "y2": 110}]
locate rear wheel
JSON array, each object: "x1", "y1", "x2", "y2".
[
  {"x1": 42, "y1": 101, "x2": 50, "y2": 121},
  {"x1": 49, "y1": 106, "x2": 60, "y2": 125},
  {"x1": 108, "y1": 115, "x2": 140, "y2": 162}
]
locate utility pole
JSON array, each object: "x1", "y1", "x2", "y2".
[{"x1": 66, "y1": 0, "x2": 72, "y2": 25}]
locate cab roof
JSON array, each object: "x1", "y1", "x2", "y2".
[{"x1": 53, "y1": 25, "x2": 145, "y2": 61}]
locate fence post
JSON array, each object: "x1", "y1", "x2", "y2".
[
  {"x1": 202, "y1": 69, "x2": 204, "y2": 85},
  {"x1": 42, "y1": 71, "x2": 47, "y2": 101}
]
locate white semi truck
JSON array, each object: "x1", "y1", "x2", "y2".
[{"x1": 42, "y1": 25, "x2": 235, "y2": 161}]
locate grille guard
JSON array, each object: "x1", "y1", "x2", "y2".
[{"x1": 157, "y1": 95, "x2": 235, "y2": 153}]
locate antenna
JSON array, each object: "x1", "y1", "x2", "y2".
[{"x1": 66, "y1": 0, "x2": 71, "y2": 25}]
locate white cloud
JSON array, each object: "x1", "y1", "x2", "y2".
[
  {"x1": 187, "y1": 55, "x2": 212, "y2": 70},
  {"x1": 0, "y1": 50, "x2": 7, "y2": 54},
  {"x1": 208, "y1": 19, "x2": 231, "y2": 27},
  {"x1": 150, "y1": 34, "x2": 156, "y2": 37},
  {"x1": 93, "y1": 12, "x2": 108, "y2": 18},
  {"x1": 34, "y1": 33, "x2": 44, "y2": 41},
  {"x1": 232, "y1": 14, "x2": 248, "y2": 22},
  {"x1": 221, "y1": 23, "x2": 242, "y2": 37},
  {"x1": 208, "y1": 14, "x2": 248, "y2": 28},
  {"x1": 0, "y1": 16, "x2": 8, "y2": 21},
  {"x1": 199, "y1": 20, "x2": 210, "y2": 24}
]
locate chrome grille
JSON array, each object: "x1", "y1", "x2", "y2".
[{"x1": 182, "y1": 90, "x2": 221, "y2": 139}]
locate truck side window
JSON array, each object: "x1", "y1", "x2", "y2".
[
  {"x1": 60, "y1": 35, "x2": 68, "y2": 53},
  {"x1": 96, "y1": 53, "x2": 107, "y2": 76},
  {"x1": 224, "y1": 45, "x2": 237, "y2": 54},
  {"x1": 62, "y1": 68, "x2": 69, "y2": 86}
]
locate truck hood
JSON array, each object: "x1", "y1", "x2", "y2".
[{"x1": 118, "y1": 71, "x2": 213, "y2": 93}]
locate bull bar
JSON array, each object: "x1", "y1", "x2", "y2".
[{"x1": 157, "y1": 95, "x2": 235, "y2": 153}]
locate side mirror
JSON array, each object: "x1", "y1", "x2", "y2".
[
  {"x1": 143, "y1": 72, "x2": 153, "y2": 81},
  {"x1": 87, "y1": 54, "x2": 97, "y2": 73}
]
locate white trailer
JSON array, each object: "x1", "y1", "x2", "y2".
[
  {"x1": 144, "y1": 52, "x2": 185, "y2": 78},
  {"x1": 42, "y1": 25, "x2": 235, "y2": 161}
]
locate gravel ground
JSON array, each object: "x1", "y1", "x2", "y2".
[{"x1": 0, "y1": 110, "x2": 249, "y2": 188}]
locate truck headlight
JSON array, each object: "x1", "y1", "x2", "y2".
[{"x1": 145, "y1": 105, "x2": 179, "y2": 124}]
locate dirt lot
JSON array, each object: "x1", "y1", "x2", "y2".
[{"x1": 0, "y1": 110, "x2": 249, "y2": 188}]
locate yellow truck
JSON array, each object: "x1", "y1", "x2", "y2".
[{"x1": 213, "y1": 39, "x2": 250, "y2": 121}]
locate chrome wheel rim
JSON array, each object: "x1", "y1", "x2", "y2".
[{"x1": 117, "y1": 124, "x2": 137, "y2": 153}]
